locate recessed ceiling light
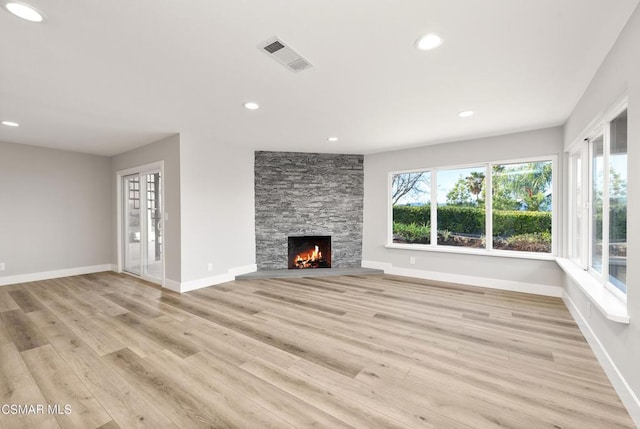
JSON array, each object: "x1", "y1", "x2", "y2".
[
  {"x1": 1, "y1": 120, "x2": 20, "y2": 127},
  {"x1": 415, "y1": 33, "x2": 442, "y2": 51},
  {"x1": 458, "y1": 110, "x2": 474, "y2": 118},
  {"x1": 327, "y1": 137, "x2": 339, "y2": 142},
  {"x1": 243, "y1": 101, "x2": 260, "y2": 110},
  {"x1": 5, "y1": 2, "x2": 45, "y2": 22}
]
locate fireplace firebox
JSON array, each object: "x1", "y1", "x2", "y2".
[{"x1": 288, "y1": 236, "x2": 331, "y2": 269}]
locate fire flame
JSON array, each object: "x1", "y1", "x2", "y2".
[{"x1": 294, "y1": 245, "x2": 322, "y2": 268}]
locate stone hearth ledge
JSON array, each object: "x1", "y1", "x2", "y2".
[{"x1": 235, "y1": 267, "x2": 382, "y2": 280}]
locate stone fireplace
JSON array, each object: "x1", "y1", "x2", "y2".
[{"x1": 254, "y1": 151, "x2": 363, "y2": 270}]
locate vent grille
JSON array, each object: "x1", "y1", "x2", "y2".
[
  {"x1": 264, "y1": 41, "x2": 285, "y2": 54},
  {"x1": 288, "y1": 58, "x2": 311, "y2": 71},
  {"x1": 259, "y1": 37, "x2": 313, "y2": 73}
]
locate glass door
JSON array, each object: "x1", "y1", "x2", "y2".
[
  {"x1": 123, "y1": 174, "x2": 141, "y2": 275},
  {"x1": 122, "y1": 170, "x2": 163, "y2": 283},
  {"x1": 144, "y1": 172, "x2": 162, "y2": 281}
]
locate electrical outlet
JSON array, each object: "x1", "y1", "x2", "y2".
[
  {"x1": 207, "y1": 263, "x2": 213, "y2": 272},
  {"x1": 0, "y1": 262, "x2": 5, "y2": 271},
  {"x1": 409, "y1": 257, "x2": 415, "y2": 265}
]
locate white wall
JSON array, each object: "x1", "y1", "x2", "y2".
[
  {"x1": 363, "y1": 126, "x2": 565, "y2": 293},
  {"x1": 0, "y1": 141, "x2": 112, "y2": 284},
  {"x1": 179, "y1": 134, "x2": 256, "y2": 287},
  {"x1": 563, "y1": 4, "x2": 640, "y2": 423},
  {"x1": 111, "y1": 134, "x2": 182, "y2": 284}
]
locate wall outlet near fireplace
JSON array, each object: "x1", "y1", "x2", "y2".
[
  {"x1": 409, "y1": 257, "x2": 415, "y2": 265},
  {"x1": 0, "y1": 262, "x2": 5, "y2": 271},
  {"x1": 207, "y1": 263, "x2": 213, "y2": 272}
]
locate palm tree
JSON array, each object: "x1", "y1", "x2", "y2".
[
  {"x1": 493, "y1": 162, "x2": 552, "y2": 211},
  {"x1": 465, "y1": 172, "x2": 485, "y2": 206}
]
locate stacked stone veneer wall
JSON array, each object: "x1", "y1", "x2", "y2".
[{"x1": 254, "y1": 151, "x2": 364, "y2": 270}]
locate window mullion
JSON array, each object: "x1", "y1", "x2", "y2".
[
  {"x1": 580, "y1": 143, "x2": 590, "y2": 270},
  {"x1": 587, "y1": 138, "x2": 596, "y2": 274},
  {"x1": 388, "y1": 173, "x2": 393, "y2": 245},
  {"x1": 431, "y1": 170, "x2": 438, "y2": 246},
  {"x1": 551, "y1": 156, "x2": 559, "y2": 256},
  {"x1": 568, "y1": 152, "x2": 579, "y2": 262},
  {"x1": 485, "y1": 164, "x2": 493, "y2": 250}
]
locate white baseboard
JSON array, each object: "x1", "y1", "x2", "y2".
[
  {"x1": 361, "y1": 260, "x2": 562, "y2": 297},
  {"x1": 361, "y1": 260, "x2": 393, "y2": 271},
  {"x1": 176, "y1": 264, "x2": 257, "y2": 293},
  {"x1": 563, "y1": 292, "x2": 640, "y2": 426},
  {"x1": 180, "y1": 272, "x2": 234, "y2": 293},
  {"x1": 163, "y1": 278, "x2": 182, "y2": 293},
  {"x1": 228, "y1": 264, "x2": 257, "y2": 277},
  {"x1": 0, "y1": 264, "x2": 114, "y2": 287}
]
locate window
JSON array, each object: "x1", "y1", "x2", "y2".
[
  {"x1": 389, "y1": 156, "x2": 555, "y2": 257},
  {"x1": 608, "y1": 110, "x2": 627, "y2": 293},
  {"x1": 437, "y1": 167, "x2": 486, "y2": 248},
  {"x1": 492, "y1": 161, "x2": 553, "y2": 253},
  {"x1": 391, "y1": 171, "x2": 431, "y2": 244},
  {"x1": 569, "y1": 107, "x2": 627, "y2": 298}
]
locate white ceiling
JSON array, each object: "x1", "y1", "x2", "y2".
[{"x1": 1, "y1": 0, "x2": 638, "y2": 156}]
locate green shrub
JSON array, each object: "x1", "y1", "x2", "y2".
[
  {"x1": 393, "y1": 222, "x2": 430, "y2": 243},
  {"x1": 609, "y1": 207, "x2": 627, "y2": 241},
  {"x1": 438, "y1": 229, "x2": 452, "y2": 241},
  {"x1": 499, "y1": 232, "x2": 551, "y2": 252},
  {"x1": 583, "y1": 207, "x2": 626, "y2": 241},
  {"x1": 392, "y1": 205, "x2": 431, "y2": 225},
  {"x1": 493, "y1": 210, "x2": 551, "y2": 236},
  {"x1": 505, "y1": 232, "x2": 551, "y2": 246},
  {"x1": 437, "y1": 206, "x2": 485, "y2": 234},
  {"x1": 393, "y1": 204, "x2": 552, "y2": 236}
]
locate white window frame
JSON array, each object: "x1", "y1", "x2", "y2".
[
  {"x1": 568, "y1": 101, "x2": 628, "y2": 303},
  {"x1": 587, "y1": 131, "x2": 607, "y2": 283},
  {"x1": 387, "y1": 155, "x2": 558, "y2": 260},
  {"x1": 568, "y1": 148, "x2": 588, "y2": 266}
]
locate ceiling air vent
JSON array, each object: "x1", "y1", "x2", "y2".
[{"x1": 259, "y1": 37, "x2": 312, "y2": 73}]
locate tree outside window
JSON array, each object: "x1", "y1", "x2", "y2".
[{"x1": 390, "y1": 158, "x2": 554, "y2": 254}]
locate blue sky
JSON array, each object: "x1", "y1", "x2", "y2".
[{"x1": 394, "y1": 166, "x2": 485, "y2": 205}]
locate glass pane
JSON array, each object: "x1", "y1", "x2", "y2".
[
  {"x1": 144, "y1": 172, "x2": 162, "y2": 280},
  {"x1": 591, "y1": 135, "x2": 604, "y2": 274},
  {"x1": 437, "y1": 167, "x2": 485, "y2": 248},
  {"x1": 123, "y1": 175, "x2": 141, "y2": 275},
  {"x1": 571, "y1": 153, "x2": 582, "y2": 259},
  {"x1": 492, "y1": 161, "x2": 552, "y2": 253},
  {"x1": 608, "y1": 110, "x2": 627, "y2": 293},
  {"x1": 391, "y1": 171, "x2": 431, "y2": 244}
]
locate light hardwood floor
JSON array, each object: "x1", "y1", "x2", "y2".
[{"x1": 0, "y1": 272, "x2": 635, "y2": 428}]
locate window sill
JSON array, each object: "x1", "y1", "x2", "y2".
[
  {"x1": 555, "y1": 257, "x2": 629, "y2": 324},
  {"x1": 385, "y1": 243, "x2": 556, "y2": 261}
]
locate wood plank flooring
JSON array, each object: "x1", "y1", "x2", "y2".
[{"x1": 0, "y1": 272, "x2": 635, "y2": 428}]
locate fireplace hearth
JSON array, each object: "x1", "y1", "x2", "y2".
[{"x1": 288, "y1": 236, "x2": 331, "y2": 269}]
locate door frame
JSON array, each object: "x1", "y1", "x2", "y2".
[{"x1": 116, "y1": 161, "x2": 165, "y2": 286}]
